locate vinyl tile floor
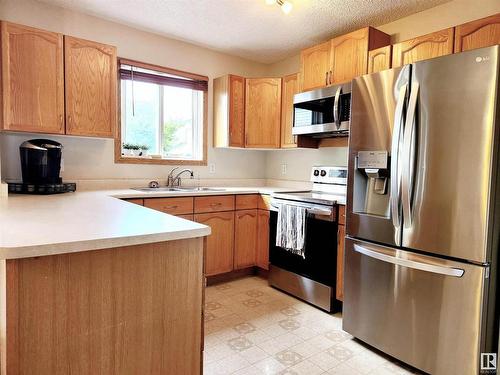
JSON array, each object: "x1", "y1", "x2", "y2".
[{"x1": 203, "y1": 276, "x2": 420, "y2": 375}]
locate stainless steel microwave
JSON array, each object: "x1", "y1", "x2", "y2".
[{"x1": 292, "y1": 82, "x2": 351, "y2": 138}]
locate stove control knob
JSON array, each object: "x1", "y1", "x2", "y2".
[
  {"x1": 313, "y1": 169, "x2": 320, "y2": 176},
  {"x1": 320, "y1": 170, "x2": 327, "y2": 177}
]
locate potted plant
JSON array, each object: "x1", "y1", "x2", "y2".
[
  {"x1": 122, "y1": 143, "x2": 141, "y2": 156},
  {"x1": 139, "y1": 144, "x2": 150, "y2": 157}
]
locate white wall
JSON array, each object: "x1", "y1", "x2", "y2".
[
  {"x1": 264, "y1": 0, "x2": 500, "y2": 182},
  {"x1": 2, "y1": 0, "x2": 499, "y2": 184},
  {"x1": 0, "y1": 0, "x2": 269, "y2": 182}
]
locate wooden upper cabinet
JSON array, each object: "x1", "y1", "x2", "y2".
[
  {"x1": 280, "y1": 73, "x2": 298, "y2": 148},
  {"x1": 245, "y1": 78, "x2": 281, "y2": 148},
  {"x1": 368, "y1": 45, "x2": 392, "y2": 73},
  {"x1": 455, "y1": 13, "x2": 500, "y2": 52},
  {"x1": 392, "y1": 28, "x2": 454, "y2": 68},
  {"x1": 300, "y1": 41, "x2": 331, "y2": 91},
  {"x1": 195, "y1": 211, "x2": 234, "y2": 276},
  {"x1": 64, "y1": 36, "x2": 117, "y2": 137},
  {"x1": 234, "y1": 209, "x2": 258, "y2": 269},
  {"x1": 299, "y1": 27, "x2": 390, "y2": 91},
  {"x1": 213, "y1": 74, "x2": 245, "y2": 147},
  {"x1": 1, "y1": 22, "x2": 64, "y2": 134},
  {"x1": 330, "y1": 27, "x2": 370, "y2": 84}
]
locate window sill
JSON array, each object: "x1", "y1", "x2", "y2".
[{"x1": 115, "y1": 155, "x2": 207, "y2": 166}]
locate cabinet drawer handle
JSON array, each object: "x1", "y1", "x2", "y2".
[
  {"x1": 210, "y1": 202, "x2": 222, "y2": 207},
  {"x1": 164, "y1": 205, "x2": 178, "y2": 209}
]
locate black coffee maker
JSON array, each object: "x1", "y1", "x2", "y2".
[
  {"x1": 20, "y1": 139, "x2": 63, "y2": 184},
  {"x1": 7, "y1": 139, "x2": 76, "y2": 194}
]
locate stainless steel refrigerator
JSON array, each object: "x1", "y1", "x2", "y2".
[{"x1": 343, "y1": 45, "x2": 500, "y2": 375}]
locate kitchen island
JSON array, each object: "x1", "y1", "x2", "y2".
[{"x1": 0, "y1": 192, "x2": 211, "y2": 375}]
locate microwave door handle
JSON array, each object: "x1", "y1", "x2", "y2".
[
  {"x1": 402, "y1": 82, "x2": 419, "y2": 228},
  {"x1": 353, "y1": 243, "x2": 465, "y2": 277},
  {"x1": 333, "y1": 86, "x2": 342, "y2": 128},
  {"x1": 390, "y1": 83, "x2": 407, "y2": 232}
]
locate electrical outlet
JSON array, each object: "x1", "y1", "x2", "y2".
[
  {"x1": 281, "y1": 163, "x2": 287, "y2": 175},
  {"x1": 209, "y1": 163, "x2": 216, "y2": 174}
]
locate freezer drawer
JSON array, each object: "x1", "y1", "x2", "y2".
[{"x1": 343, "y1": 237, "x2": 488, "y2": 375}]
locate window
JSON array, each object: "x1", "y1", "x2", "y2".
[{"x1": 118, "y1": 59, "x2": 208, "y2": 164}]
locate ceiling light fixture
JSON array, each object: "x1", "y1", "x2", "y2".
[{"x1": 266, "y1": 0, "x2": 293, "y2": 14}]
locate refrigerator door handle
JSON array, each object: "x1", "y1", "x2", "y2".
[
  {"x1": 390, "y1": 83, "x2": 407, "y2": 229},
  {"x1": 353, "y1": 243, "x2": 465, "y2": 277},
  {"x1": 333, "y1": 86, "x2": 342, "y2": 128},
  {"x1": 402, "y1": 82, "x2": 419, "y2": 228}
]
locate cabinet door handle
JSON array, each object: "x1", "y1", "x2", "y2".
[
  {"x1": 325, "y1": 72, "x2": 328, "y2": 85},
  {"x1": 329, "y1": 70, "x2": 333, "y2": 85}
]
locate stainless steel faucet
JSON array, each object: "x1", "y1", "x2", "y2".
[{"x1": 167, "y1": 167, "x2": 194, "y2": 187}]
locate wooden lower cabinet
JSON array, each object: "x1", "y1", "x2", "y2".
[
  {"x1": 195, "y1": 211, "x2": 235, "y2": 276},
  {"x1": 144, "y1": 197, "x2": 194, "y2": 215},
  {"x1": 234, "y1": 209, "x2": 258, "y2": 269},
  {"x1": 138, "y1": 195, "x2": 271, "y2": 275},
  {"x1": 336, "y1": 224, "x2": 345, "y2": 302},
  {"x1": 3, "y1": 239, "x2": 204, "y2": 375},
  {"x1": 256, "y1": 209, "x2": 270, "y2": 270},
  {"x1": 123, "y1": 198, "x2": 144, "y2": 206}
]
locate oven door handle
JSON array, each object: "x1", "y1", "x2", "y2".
[{"x1": 270, "y1": 202, "x2": 332, "y2": 216}]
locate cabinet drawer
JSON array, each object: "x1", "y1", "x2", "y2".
[
  {"x1": 177, "y1": 214, "x2": 194, "y2": 221},
  {"x1": 338, "y1": 205, "x2": 346, "y2": 225},
  {"x1": 194, "y1": 195, "x2": 235, "y2": 213},
  {"x1": 257, "y1": 194, "x2": 272, "y2": 210},
  {"x1": 235, "y1": 194, "x2": 259, "y2": 210},
  {"x1": 123, "y1": 198, "x2": 144, "y2": 206},
  {"x1": 144, "y1": 197, "x2": 194, "y2": 215}
]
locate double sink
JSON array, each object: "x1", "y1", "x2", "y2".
[{"x1": 132, "y1": 186, "x2": 227, "y2": 193}]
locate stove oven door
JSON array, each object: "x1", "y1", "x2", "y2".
[{"x1": 269, "y1": 209, "x2": 338, "y2": 287}]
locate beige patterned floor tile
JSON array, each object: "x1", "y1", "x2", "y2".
[
  {"x1": 291, "y1": 326, "x2": 318, "y2": 340},
  {"x1": 239, "y1": 345, "x2": 270, "y2": 364},
  {"x1": 305, "y1": 335, "x2": 337, "y2": 351},
  {"x1": 326, "y1": 345, "x2": 355, "y2": 363},
  {"x1": 243, "y1": 298, "x2": 263, "y2": 308},
  {"x1": 289, "y1": 341, "x2": 321, "y2": 358},
  {"x1": 278, "y1": 318, "x2": 301, "y2": 331},
  {"x1": 217, "y1": 353, "x2": 252, "y2": 373},
  {"x1": 326, "y1": 362, "x2": 363, "y2": 374},
  {"x1": 228, "y1": 336, "x2": 255, "y2": 352},
  {"x1": 254, "y1": 357, "x2": 287, "y2": 374},
  {"x1": 234, "y1": 364, "x2": 267, "y2": 375},
  {"x1": 324, "y1": 330, "x2": 352, "y2": 344},
  {"x1": 274, "y1": 349, "x2": 304, "y2": 367},
  {"x1": 308, "y1": 350, "x2": 341, "y2": 371},
  {"x1": 204, "y1": 277, "x2": 411, "y2": 375},
  {"x1": 344, "y1": 350, "x2": 387, "y2": 374},
  {"x1": 245, "y1": 329, "x2": 273, "y2": 344},
  {"x1": 286, "y1": 359, "x2": 324, "y2": 375},
  {"x1": 234, "y1": 322, "x2": 257, "y2": 334}
]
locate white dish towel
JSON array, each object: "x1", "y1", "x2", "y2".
[{"x1": 275, "y1": 204, "x2": 307, "y2": 258}]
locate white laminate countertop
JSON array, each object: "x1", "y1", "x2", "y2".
[{"x1": 0, "y1": 186, "x2": 305, "y2": 260}]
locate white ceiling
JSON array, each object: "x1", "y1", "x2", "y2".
[{"x1": 36, "y1": 0, "x2": 450, "y2": 64}]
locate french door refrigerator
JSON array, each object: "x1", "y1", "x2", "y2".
[{"x1": 344, "y1": 45, "x2": 500, "y2": 375}]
